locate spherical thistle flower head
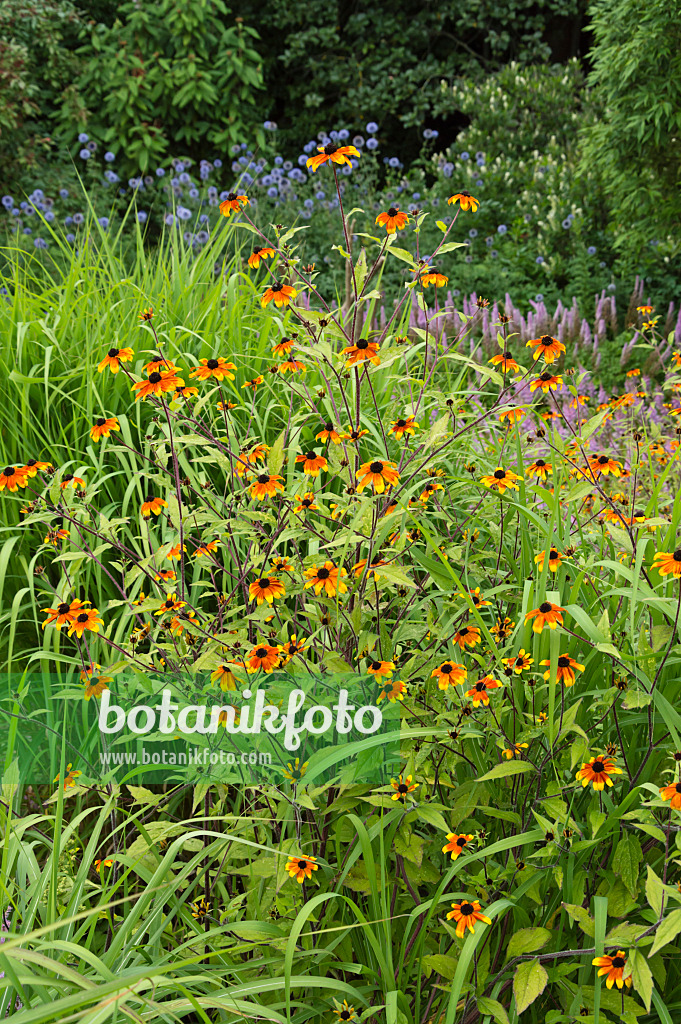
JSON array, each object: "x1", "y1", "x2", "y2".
[
  {"x1": 592, "y1": 951, "x2": 632, "y2": 990},
  {"x1": 525, "y1": 601, "x2": 565, "y2": 633},
  {"x1": 534, "y1": 547, "x2": 563, "y2": 572},
  {"x1": 480, "y1": 467, "x2": 521, "y2": 494},
  {"x1": 219, "y1": 192, "x2": 249, "y2": 217},
  {"x1": 249, "y1": 575, "x2": 286, "y2": 605},
  {"x1": 465, "y1": 676, "x2": 502, "y2": 707},
  {"x1": 526, "y1": 459, "x2": 552, "y2": 481},
  {"x1": 356, "y1": 460, "x2": 400, "y2": 493},
  {"x1": 502, "y1": 742, "x2": 529, "y2": 759},
  {"x1": 246, "y1": 643, "x2": 280, "y2": 673},
  {"x1": 261, "y1": 281, "x2": 297, "y2": 308},
  {"x1": 366, "y1": 658, "x2": 395, "y2": 681},
  {"x1": 529, "y1": 372, "x2": 563, "y2": 393},
  {"x1": 431, "y1": 661, "x2": 467, "y2": 690},
  {"x1": 285, "y1": 853, "x2": 318, "y2": 882},
  {"x1": 660, "y1": 781, "x2": 681, "y2": 809},
  {"x1": 652, "y1": 549, "x2": 681, "y2": 578},
  {"x1": 67, "y1": 606, "x2": 103, "y2": 638},
  {"x1": 391, "y1": 774, "x2": 418, "y2": 801},
  {"x1": 442, "y1": 833, "x2": 474, "y2": 860},
  {"x1": 341, "y1": 337, "x2": 380, "y2": 368},
  {"x1": 247, "y1": 246, "x2": 276, "y2": 269},
  {"x1": 526, "y1": 334, "x2": 566, "y2": 364},
  {"x1": 132, "y1": 367, "x2": 185, "y2": 401},
  {"x1": 446, "y1": 899, "x2": 491, "y2": 937},
  {"x1": 90, "y1": 416, "x2": 120, "y2": 442},
  {"x1": 98, "y1": 346, "x2": 134, "y2": 374},
  {"x1": 0, "y1": 466, "x2": 28, "y2": 492},
  {"x1": 489, "y1": 351, "x2": 520, "y2": 374},
  {"x1": 250, "y1": 473, "x2": 284, "y2": 500},
  {"x1": 316, "y1": 421, "x2": 342, "y2": 444},
  {"x1": 306, "y1": 142, "x2": 360, "y2": 172},
  {"x1": 576, "y1": 754, "x2": 622, "y2": 790},
  {"x1": 295, "y1": 492, "x2": 319, "y2": 514},
  {"x1": 304, "y1": 560, "x2": 348, "y2": 597},
  {"x1": 447, "y1": 191, "x2": 479, "y2": 212},
  {"x1": 189, "y1": 357, "x2": 237, "y2": 382},
  {"x1": 375, "y1": 206, "x2": 409, "y2": 234},
  {"x1": 295, "y1": 450, "x2": 328, "y2": 477},
  {"x1": 453, "y1": 625, "x2": 481, "y2": 650},
  {"x1": 540, "y1": 653, "x2": 585, "y2": 686},
  {"x1": 390, "y1": 416, "x2": 418, "y2": 439}
]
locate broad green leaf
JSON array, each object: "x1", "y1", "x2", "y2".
[
  {"x1": 645, "y1": 865, "x2": 665, "y2": 916},
  {"x1": 477, "y1": 761, "x2": 534, "y2": 783},
  {"x1": 420, "y1": 954, "x2": 458, "y2": 981},
  {"x1": 506, "y1": 927, "x2": 552, "y2": 959},
  {"x1": 648, "y1": 908, "x2": 681, "y2": 957},
  {"x1": 612, "y1": 837, "x2": 642, "y2": 898},
  {"x1": 562, "y1": 902, "x2": 595, "y2": 936},
  {"x1": 513, "y1": 958, "x2": 548, "y2": 1014},
  {"x1": 476, "y1": 996, "x2": 510, "y2": 1024},
  {"x1": 127, "y1": 785, "x2": 162, "y2": 806},
  {"x1": 268, "y1": 428, "x2": 286, "y2": 476},
  {"x1": 628, "y1": 948, "x2": 653, "y2": 1012}
]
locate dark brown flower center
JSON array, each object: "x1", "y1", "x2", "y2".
[
  {"x1": 493, "y1": 469, "x2": 506, "y2": 479},
  {"x1": 96, "y1": 418, "x2": 106, "y2": 426},
  {"x1": 257, "y1": 578, "x2": 270, "y2": 589},
  {"x1": 226, "y1": 192, "x2": 237, "y2": 201},
  {"x1": 673, "y1": 550, "x2": 681, "y2": 561},
  {"x1": 535, "y1": 460, "x2": 546, "y2": 467},
  {"x1": 58, "y1": 602, "x2": 71, "y2": 614},
  {"x1": 370, "y1": 462, "x2": 384, "y2": 474},
  {"x1": 76, "y1": 612, "x2": 89, "y2": 622},
  {"x1": 107, "y1": 347, "x2": 119, "y2": 358},
  {"x1": 356, "y1": 338, "x2": 369, "y2": 350},
  {"x1": 539, "y1": 602, "x2": 553, "y2": 613},
  {"x1": 305, "y1": 452, "x2": 317, "y2": 461},
  {"x1": 459, "y1": 191, "x2": 471, "y2": 197},
  {"x1": 298, "y1": 859, "x2": 307, "y2": 868},
  {"x1": 456, "y1": 836, "x2": 467, "y2": 846},
  {"x1": 255, "y1": 647, "x2": 268, "y2": 658},
  {"x1": 387, "y1": 207, "x2": 399, "y2": 217},
  {"x1": 459, "y1": 627, "x2": 469, "y2": 636},
  {"x1": 592, "y1": 760, "x2": 605, "y2": 773},
  {"x1": 540, "y1": 335, "x2": 553, "y2": 346},
  {"x1": 398, "y1": 783, "x2": 408, "y2": 793},
  {"x1": 558, "y1": 656, "x2": 570, "y2": 667},
  {"x1": 317, "y1": 567, "x2": 330, "y2": 579},
  {"x1": 324, "y1": 421, "x2": 333, "y2": 431},
  {"x1": 257, "y1": 474, "x2": 270, "y2": 483},
  {"x1": 612, "y1": 956, "x2": 625, "y2": 968},
  {"x1": 271, "y1": 281, "x2": 282, "y2": 291},
  {"x1": 370, "y1": 660, "x2": 382, "y2": 670},
  {"x1": 323, "y1": 143, "x2": 339, "y2": 155},
  {"x1": 148, "y1": 372, "x2": 162, "y2": 384},
  {"x1": 549, "y1": 549, "x2": 559, "y2": 559},
  {"x1": 3, "y1": 467, "x2": 14, "y2": 476},
  {"x1": 441, "y1": 663, "x2": 452, "y2": 673},
  {"x1": 598, "y1": 455, "x2": 609, "y2": 464},
  {"x1": 475, "y1": 681, "x2": 486, "y2": 691},
  {"x1": 302, "y1": 499, "x2": 313, "y2": 507},
  {"x1": 207, "y1": 359, "x2": 220, "y2": 369},
  {"x1": 540, "y1": 372, "x2": 552, "y2": 382},
  {"x1": 460, "y1": 902, "x2": 474, "y2": 915}
]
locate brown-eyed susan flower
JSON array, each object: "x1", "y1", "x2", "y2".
[
  {"x1": 278, "y1": 357, "x2": 306, "y2": 373},
  {"x1": 242, "y1": 375, "x2": 265, "y2": 391},
  {"x1": 489, "y1": 351, "x2": 520, "y2": 373},
  {"x1": 279, "y1": 635, "x2": 307, "y2": 660},
  {"x1": 525, "y1": 601, "x2": 565, "y2": 633},
  {"x1": 98, "y1": 346, "x2": 134, "y2": 374},
  {"x1": 353, "y1": 557, "x2": 388, "y2": 578},
  {"x1": 576, "y1": 754, "x2": 623, "y2": 790},
  {"x1": 491, "y1": 616, "x2": 515, "y2": 640},
  {"x1": 67, "y1": 607, "x2": 103, "y2": 638},
  {"x1": 465, "y1": 676, "x2": 502, "y2": 707},
  {"x1": 138, "y1": 307, "x2": 154, "y2": 322},
  {"x1": 671, "y1": 351, "x2": 681, "y2": 368},
  {"x1": 390, "y1": 416, "x2": 418, "y2": 439},
  {"x1": 295, "y1": 493, "x2": 319, "y2": 514},
  {"x1": 90, "y1": 416, "x2": 120, "y2": 442},
  {"x1": 285, "y1": 854, "x2": 319, "y2": 882},
  {"x1": 43, "y1": 527, "x2": 70, "y2": 546},
  {"x1": 0, "y1": 466, "x2": 28, "y2": 491},
  {"x1": 442, "y1": 833, "x2": 474, "y2": 860},
  {"x1": 42, "y1": 598, "x2": 89, "y2": 630},
  {"x1": 332, "y1": 1001, "x2": 356, "y2": 1021},
  {"x1": 526, "y1": 459, "x2": 552, "y2": 481},
  {"x1": 154, "y1": 569, "x2": 176, "y2": 583},
  {"x1": 377, "y1": 679, "x2": 407, "y2": 703},
  {"x1": 170, "y1": 609, "x2": 200, "y2": 636},
  {"x1": 366, "y1": 659, "x2": 395, "y2": 681},
  {"x1": 592, "y1": 951, "x2": 632, "y2": 990},
  {"x1": 420, "y1": 481, "x2": 445, "y2": 502},
  {"x1": 60, "y1": 473, "x2": 85, "y2": 489},
  {"x1": 54, "y1": 763, "x2": 82, "y2": 789},
  {"x1": 459, "y1": 587, "x2": 491, "y2": 607},
  {"x1": 20, "y1": 458, "x2": 52, "y2": 477},
  {"x1": 316, "y1": 421, "x2": 342, "y2": 444},
  {"x1": 132, "y1": 368, "x2": 185, "y2": 402},
  {"x1": 247, "y1": 246, "x2": 276, "y2": 268},
  {"x1": 189, "y1": 357, "x2": 237, "y2": 381},
  {"x1": 651, "y1": 549, "x2": 681, "y2": 578},
  {"x1": 271, "y1": 555, "x2": 294, "y2": 573},
  {"x1": 356, "y1": 460, "x2": 400, "y2": 493},
  {"x1": 568, "y1": 394, "x2": 590, "y2": 409},
  {"x1": 480, "y1": 467, "x2": 521, "y2": 494},
  {"x1": 431, "y1": 661, "x2": 467, "y2": 690},
  {"x1": 282, "y1": 757, "x2": 309, "y2": 782},
  {"x1": 296, "y1": 451, "x2": 328, "y2": 476},
  {"x1": 502, "y1": 650, "x2": 533, "y2": 673},
  {"x1": 94, "y1": 857, "x2": 114, "y2": 871},
  {"x1": 447, "y1": 191, "x2": 479, "y2": 212},
  {"x1": 453, "y1": 625, "x2": 481, "y2": 650},
  {"x1": 502, "y1": 743, "x2": 529, "y2": 759},
  {"x1": 534, "y1": 548, "x2": 563, "y2": 572},
  {"x1": 195, "y1": 539, "x2": 220, "y2": 557},
  {"x1": 249, "y1": 576, "x2": 286, "y2": 605},
  {"x1": 391, "y1": 774, "x2": 418, "y2": 801},
  {"x1": 261, "y1": 282, "x2": 297, "y2": 308},
  {"x1": 375, "y1": 206, "x2": 409, "y2": 233},
  {"x1": 246, "y1": 644, "x2": 280, "y2": 673},
  {"x1": 341, "y1": 338, "x2": 380, "y2": 368},
  {"x1": 211, "y1": 664, "x2": 237, "y2": 690},
  {"x1": 419, "y1": 272, "x2": 448, "y2": 288},
  {"x1": 166, "y1": 542, "x2": 186, "y2": 560},
  {"x1": 342, "y1": 428, "x2": 369, "y2": 443},
  {"x1": 235, "y1": 443, "x2": 270, "y2": 477},
  {"x1": 530, "y1": 372, "x2": 563, "y2": 393},
  {"x1": 141, "y1": 495, "x2": 168, "y2": 518},
  {"x1": 219, "y1": 192, "x2": 249, "y2": 216},
  {"x1": 175, "y1": 385, "x2": 199, "y2": 399},
  {"x1": 540, "y1": 653, "x2": 585, "y2": 686},
  {"x1": 306, "y1": 142, "x2": 360, "y2": 172},
  {"x1": 154, "y1": 593, "x2": 187, "y2": 616},
  {"x1": 250, "y1": 473, "x2": 284, "y2": 500},
  {"x1": 272, "y1": 336, "x2": 296, "y2": 357},
  {"x1": 304, "y1": 561, "x2": 348, "y2": 597},
  {"x1": 587, "y1": 454, "x2": 623, "y2": 477},
  {"x1": 191, "y1": 897, "x2": 211, "y2": 923},
  {"x1": 143, "y1": 356, "x2": 177, "y2": 373},
  {"x1": 498, "y1": 407, "x2": 526, "y2": 424},
  {"x1": 526, "y1": 334, "x2": 566, "y2": 363},
  {"x1": 85, "y1": 675, "x2": 111, "y2": 700},
  {"x1": 660, "y1": 781, "x2": 681, "y2": 809},
  {"x1": 637, "y1": 305, "x2": 654, "y2": 314},
  {"x1": 446, "y1": 900, "x2": 491, "y2": 937}
]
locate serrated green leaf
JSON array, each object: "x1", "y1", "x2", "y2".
[
  {"x1": 476, "y1": 996, "x2": 510, "y2": 1024},
  {"x1": 612, "y1": 836, "x2": 642, "y2": 898},
  {"x1": 506, "y1": 927, "x2": 552, "y2": 959},
  {"x1": 513, "y1": 958, "x2": 548, "y2": 1014},
  {"x1": 628, "y1": 948, "x2": 653, "y2": 1012},
  {"x1": 648, "y1": 908, "x2": 681, "y2": 957}
]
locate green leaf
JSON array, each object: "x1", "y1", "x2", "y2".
[
  {"x1": 612, "y1": 837, "x2": 642, "y2": 898},
  {"x1": 622, "y1": 690, "x2": 653, "y2": 709},
  {"x1": 562, "y1": 902, "x2": 595, "y2": 936},
  {"x1": 476, "y1": 996, "x2": 510, "y2": 1024},
  {"x1": 477, "y1": 761, "x2": 534, "y2": 783},
  {"x1": 648, "y1": 908, "x2": 681, "y2": 957},
  {"x1": 420, "y1": 954, "x2": 458, "y2": 981},
  {"x1": 645, "y1": 865, "x2": 665, "y2": 916},
  {"x1": 628, "y1": 948, "x2": 653, "y2": 1012},
  {"x1": 268, "y1": 428, "x2": 286, "y2": 476},
  {"x1": 127, "y1": 784, "x2": 162, "y2": 805},
  {"x1": 506, "y1": 927, "x2": 552, "y2": 959},
  {"x1": 513, "y1": 958, "x2": 548, "y2": 1014}
]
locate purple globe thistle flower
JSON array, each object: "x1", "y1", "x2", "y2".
[
  {"x1": 34, "y1": 237, "x2": 48, "y2": 248},
  {"x1": 98, "y1": 216, "x2": 110, "y2": 228},
  {"x1": 497, "y1": 224, "x2": 507, "y2": 234},
  {"x1": 104, "y1": 151, "x2": 116, "y2": 162},
  {"x1": 87, "y1": 141, "x2": 97, "y2": 152},
  {"x1": 155, "y1": 167, "x2": 165, "y2": 177},
  {"x1": 176, "y1": 206, "x2": 191, "y2": 220},
  {"x1": 23, "y1": 227, "x2": 32, "y2": 234},
  {"x1": 536, "y1": 256, "x2": 545, "y2": 264},
  {"x1": 73, "y1": 212, "x2": 85, "y2": 225},
  {"x1": 214, "y1": 158, "x2": 222, "y2": 168},
  {"x1": 78, "y1": 132, "x2": 89, "y2": 143},
  {"x1": 137, "y1": 211, "x2": 148, "y2": 223},
  {"x1": 164, "y1": 213, "x2": 175, "y2": 226},
  {"x1": 460, "y1": 151, "x2": 470, "y2": 161},
  {"x1": 366, "y1": 121, "x2": 378, "y2": 133},
  {"x1": 587, "y1": 246, "x2": 597, "y2": 255},
  {"x1": 79, "y1": 149, "x2": 91, "y2": 160},
  {"x1": 366, "y1": 138, "x2": 379, "y2": 150},
  {"x1": 66, "y1": 233, "x2": 75, "y2": 243},
  {"x1": 59, "y1": 188, "x2": 69, "y2": 199}
]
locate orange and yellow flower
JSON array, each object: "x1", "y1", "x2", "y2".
[
  {"x1": 526, "y1": 459, "x2": 552, "y2": 481},
  {"x1": 391, "y1": 774, "x2": 418, "y2": 801},
  {"x1": 0, "y1": 466, "x2": 28, "y2": 491},
  {"x1": 219, "y1": 192, "x2": 249, "y2": 217},
  {"x1": 295, "y1": 451, "x2": 328, "y2": 477},
  {"x1": 98, "y1": 346, "x2": 134, "y2": 374},
  {"x1": 249, "y1": 576, "x2": 286, "y2": 605},
  {"x1": 525, "y1": 335, "x2": 566, "y2": 364},
  {"x1": 525, "y1": 602, "x2": 565, "y2": 633},
  {"x1": 534, "y1": 548, "x2": 563, "y2": 572},
  {"x1": 431, "y1": 661, "x2": 467, "y2": 690},
  {"x1": 540, "y1": 653, "x2": 585, "y2": 686},
  {"x1": 246, "y1": 644, "x2": 280, "y2": 673},
  {"x1": 356, "y1": 460, "x2": 400, "y2": 493},
  {"x1": 132, "y1": 368, "x2": 185, "y2": 402},
  {"x1": 141, "y1": 495, "x2": 168, "y2": 518},
  {"x1": 247, "y1": 246, "x2": 276, "y2": 269},
  {"x1": 651, "y1": 549, "x2": 681, "y2": 578},
  {"x1": 67, "y1": 607, "x2": 103, "y2": 638},
  {"x1": 447, "y1": 192, "x2": 479, "y2": 212},
  {"x1": 341, "y1": 339, "x2": 380, "y2": 368},
  {"x1": 465, "y1": 676, "x2": 502, "y2": 706},
  {"x1": 250, "y1": 473, "x2": 285, "y2": 500},
  {"x1": 480, "y1": 468, "x2": 521, "y2": 494},
  {"x1": 529, "y1": 372, "x2": 563, "y2": 393},
  {"x1": 446, "y1": 900, "x2": 491, "y2": 937},
  {"x1": 442, "y1": 833, "x2": 474, "y2": 860},
  {"x1": 189, "y1": 357, "x2": 237, "y2": 382},
  {"x1": 284, "y1": 854, "x2": 318, "y2": 882},
  {"x1": 261, "y1": 282, "x2": 297, "y2": 308},
  {"x1": 306, "y1": 142, "x2": 360, "y2": 172},
  {"x1": 453, "y1": 625, "x2": 481, "y2": 650},
  {"x1": 304, "y1": 561, "x2": 348, "y2": 598},
  {"x1": 592, "y1": 952, "x2": 632, "y2": 990},
  {"x1": 489, "y1": 352, "x2": 520, "y2": 373},
  {"x1": 375, "y1": 207, "x2": 409, "y2": 233},
  {"x1": 390, "y1": 416, "x2": 418, "y2": 439},
  {"x1": 576, "y1": 754, "x2": 623, "y2": 790},
  {"x1": 660, "y1": 781, "x2": 681, "y2": 809},
  {"x1": 90, "y1": 417, "x2": 120, "y2": 442}
]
